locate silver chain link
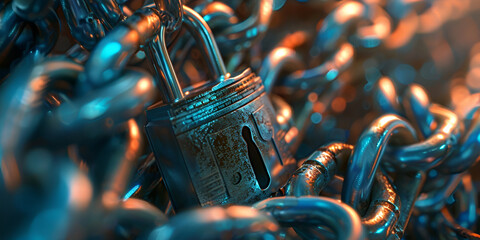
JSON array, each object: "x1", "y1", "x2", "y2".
[{"x1": 1, "y1": 0, "x2": 480, "y2": 239}]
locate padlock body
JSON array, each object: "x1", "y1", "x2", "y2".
[{"x1": 145, "y1": 69, "x2": 295, "y2": 211}]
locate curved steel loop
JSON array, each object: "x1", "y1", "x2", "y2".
[
  {"x1": 374, "y1": 77, "x2": 401, "y2": 114},
  {"x1": 362, "y1": 171, "x2": 402, "y2": 240},
  {"x1": 30, "y1": 8, "x2": 60, "y2": 54},
  {"x1": 84, "y1": 0, "x2": 126, "y2": 30},
  {"x1": 126, "y1": 154, "x2": 171, "y2": 213},
  {"x1": 148, "y1": 5, "x2": 227, "y2": 103},
  {"x1": 440, "y1": 208, "x2": 480, "y2": 240},
  {"x1": 148, "y1": 206, "x2": 280, "y2": 240},
  {"x1": 270, "y1": 94, "x2": 295, "y2": 130},
  {"x1": 383, "y1": 10, "x2": 419, "y2": 50},
  {"x1": 279, "y1": 1, "x2": 391, "y2": 94},
  {"x1": 415, "y1": 173, "x2": 463, "y2": 213},
  {"x1": 214, "y1": 0, "x2": 273, "y2": 53},
  {"x1": 0, "y1": 2, "x2": 26, "y2": 65},
  {"x1": 61, "y1": 0, "x2": 106, "y2": 50},
  {"x1": 401, "y1": 83, "x2": 435, "y2": 138},
  {"x1": 66, "y1": 120, "x2": 164, "y2": 239},
  {"x1": 351, "y1": 4, "x2": 392, "y2": 49},
  {"x1": 173, "y1": 0, "x2": 270, "y2": 56},
  {"x1": 454, "y1": 93, "x2": 480, "y2": 127},
  {"x1": 392, "y1": 171, "x2": 426, "y2": 238},
  {"x1": 285, "y1": 143, "x2": 354, "y2": 197},
  {"x1": 181, "y1": 6, "x2": 228, "y2": 81},
  {"x1": 312, "y1": 0, "x2": 393, "y2": 55},
  {"x1": 159, "y1": 1, "x2": 237, "y2": 82},
  {"x1": 452, "y1": 174, "x2": 477, "y2": 230},
  {"x1": 111, "y1": 198, "x2": 169, "y2": 239},
  {"x1": 342, "y1": 114, "x2": 418, "y2": 212},
  {"x1": 269, "y1": 94, "x2": 301, "y2": 150},
  {"x1": 98, "y1": 119, "x2": 145, "y2": 198},
  {"x1": 12, "y1": 22, "x2": 35, "y2": 55},
  {"x1": 384, "y1": 0, "x2": 418, "y2": 20},
  {"x1": 12, "y1": 0, "x2": 56, "y2": 21},
  {"x1": 313, "y1": 1, "x2": 369, "y2": 54},
  {"x1": 67, "y1": 118, "x2": 144, "y2": 194},
  {"x1": 386, "y1": 104, "x2": 459, "y2": 171},
  {"x1": 84, "y1": 6, "x2": 163, "y2": 87},
  {"x1": 65, "y1": 44, "x2": 91, "y2": 63},
  {"x1": 0, "y1": 1, "x2": 60, "y2": 71},
  {"x1": 253, "y1": 196, "x2": 365, "y2": 240},
  {"x1": 284, "y1": 150, "x2": 404, "y2": 239},
  {"x1": 153, "y1": 0, "x2": 183, "y2": 32},
  {"x1": 259, "y1": 47, "x2": 304, "y2": 93},
  {"x1": 66, "y1": 118, "x2": 145, "y2": 199},
  {"x1": 0, "y1": 6, "x2": 59, "y2": 60},
  {"x1": 42, "y1": 68, "x2": 155, "y2": 144},
  {"x1": 0, "y1": 55, "x2": 83, "y2": 189},
  {"x1": 282, "y1": 42, "x2": 354, "y2": 91},
  {"x1": 439, "y1": 174, "x2": 479, "y2": 239},
  {"x1": 201, "y1": 1, "x2": 239, "y2": 32},
  {"x1": 437, "y1": 108, "x2": 480, "y2": 173},
  {"x1": 284, "y1": 144, "x2": 406, "y2": 239}
]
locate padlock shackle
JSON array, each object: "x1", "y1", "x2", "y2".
[
  {"x1": 150, "y1": 5, "x2": 228, "y2": 103},
  {"x1": 149, "y1": 26, "x2": 185, "y2": 103},
  {"x1": 182, "y1": 6, "x2": 228, "y2": 80}
]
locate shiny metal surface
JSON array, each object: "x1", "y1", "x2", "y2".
[
  {"x1": 148, "y1": 5, "x2": 227, "y2": 103},
  {"x1": 43, "y1": 68, "x2": 155, "y2": 142},
  {"x1": 402, "y1": 84, "x2": 435, "y2": 138},
  {"x1": 12, "y1": 0, "x2": 56, "y2": 21},
  {"x1": 32, "y1": 8, "x2": 60, "y2": 54},
  {"x1": 146, "y1": 68, "x2": 296, "y2": 211},
  {"x1": 2, "y1": 0, "x2": 480, "y2": 239},
  {"x1": 145, "y1": 4, "x2": 294, "y2": 212},
  {"x1": 201, "y1": 1, "x2": 238, "y2": 32},
  {"x1": 259, "y1": 47, "x2": 303, "y2": 93},
  {"x1": 392, "y1": 171, "x2": 425, "y2": 239},
  {"x1": 0, "y1": 2, "x2": 25, "y2": 62},
  {"x1": 83, "y1": 0, "x2": 126, "y2": 30},
  {"x1": 149, "y1": 206, "x2": 280, "y2": 239},
  {"x1": 285, "y1": 143, "x2": 353, "y2": 197},
  {"x1": 386, "y1": 104, "x2": 459, "y2": 170},
  {"x1": 284, "y1": 147, "x2": 406, "y2": 239},
  {"x1": 61, "y1": 0, "x2": 106, "y2": 50},
  {"x1": 361, "y1": 171, "x2": 401, "y2": 240},
  {"x1": 438, "y1": 107, "x2": 480, "y2": 173},
  {"x1": 213, "y1": 0, "x2": 273, "y2": 53},
  {"x1": 313, "y1": 1, "x2": 369, "y2": 54},
  {"x1": 254, "y1": 196, "x2": 365, "y2": 240},
  {"x1": 342, "y1": 114, "x2": 417, "y2": 212},
  {"x1": 85, "y1": 6, "x2": 163, "y2": 87},
  {"x1": 1, "y1": 56, "x2": 82, "y2": 170},
  {"x1": 181, "y1": 6, "x2": 228, "y2": 81},
  {"x1": 153, "y1": 0, "x2": 183, "y2": 32},
  {"x1": 148, "y1": 26, "x2": 184, "y2": 102}
]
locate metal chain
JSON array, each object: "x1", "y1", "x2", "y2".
[{"x1": 1, "y1": 0, "x2": 480, "y2": 239}]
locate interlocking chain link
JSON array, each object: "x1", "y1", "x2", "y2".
[{"x1": 1, "y1": 0, "x2": 480, "y2": 239}]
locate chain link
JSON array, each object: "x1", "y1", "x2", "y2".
[{"x1": 1, "y1": 0, "x2": 480, "y2": 239}]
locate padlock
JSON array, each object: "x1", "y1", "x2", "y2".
[{"x1": 145, "y1": 6, "x2": 295, "y2": 211}]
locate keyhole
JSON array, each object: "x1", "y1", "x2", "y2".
[{"x1": 242, "y1": 126, "x2": 270, "y2": 190}]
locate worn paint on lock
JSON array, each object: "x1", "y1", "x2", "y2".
[{"x1": 145, "y1": 69, "x2": 295, "y2": 211}]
